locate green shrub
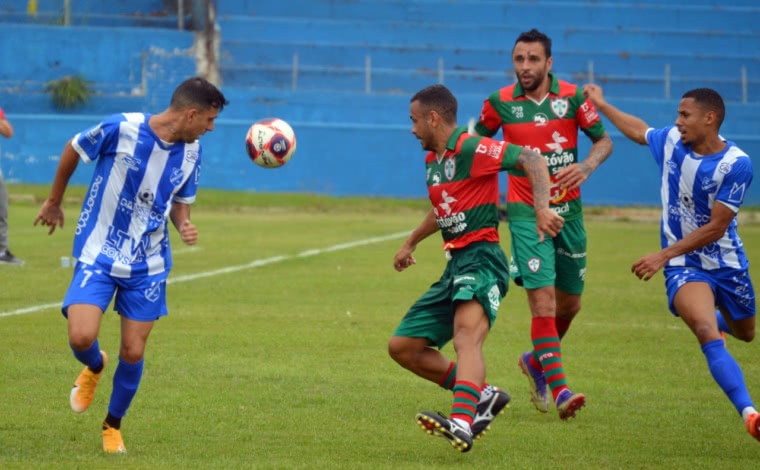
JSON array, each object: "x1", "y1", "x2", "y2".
[{"x1": 44, "y1": 75, "x2": 92, "y2": 109}]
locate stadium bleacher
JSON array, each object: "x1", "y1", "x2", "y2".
[{"x1": 0, "y1": 0, "x2": 758, "y2": 203}]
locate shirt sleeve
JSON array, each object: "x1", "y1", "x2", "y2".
[
  {"x1": 174, "y1": 151, "x2": 201, "y2": 204},
  {"x1": 716, "y1": 154, "x2": 753, "y2": 212},
  {"x1": 71, "y1": 114, "x2": 123, "y2": 163},
  {"x1": 645, "y1": 125, "x2": 673, "y2": 168},
  {"x1": 464, "y1": 136, "x2": 522, "y2": 176},
  {"x1": 474, "y1": 96, "x2": 501, "y2": 137}
]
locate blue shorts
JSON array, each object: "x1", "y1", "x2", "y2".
[
  {"x1": 664, "y1": 266, "x2": 756, "y2": 320},
  {"x1": 62, "y1": 261, "x2": 170, "y2": 322}
]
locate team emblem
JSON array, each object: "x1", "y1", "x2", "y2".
[
  {"x1": 444, "y1": 158, "x2": 456, "y2": 181},
  {"x1": 550, "y1": 98, "x2": 569, "y2": 118}
]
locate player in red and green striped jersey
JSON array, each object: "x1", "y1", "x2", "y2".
[
  {"x1": 474, "y1": 29, "x2": 613, "y2": 419},
  {"x1": 389, "y1": 84, "x2": 564, "y2": 453}
]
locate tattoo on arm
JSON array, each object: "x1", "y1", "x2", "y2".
[
  {"x1": 517, "y1": 147, "x2": 551, "y2": 210},
  {"x1": 581, "y1": 133, "x2": 614, "y2": 174}
]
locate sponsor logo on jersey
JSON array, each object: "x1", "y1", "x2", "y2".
[
  {"x1": 476, "y1": 141, "x2": 504, "y2": 159},
  {"x1": 550, "y1": 98, "x2": 569, "y2": 118},
  {"x1": 185, "y1": 149, "x2": 199, "y2": 163},
  {"x1": 437, "y1": 190, "x2": 457, "y2": 216},
  {"x1": 117, "y1": 154, "x2": 140, "y2": 172},
  {"x1": 85, "y1": 124, "x2": 104, "y2": 145},
  {"x1": 546, "y1": 131, "x2": 568, "y2": 154},
  {"x1": 550, "y1": 185, "x2": 567, "y2": 204},
  {"x1": 534, "y1": 113, "x2": 549, "y2": 126},
  {"x1": 552, "y1": 202, "x2": 570, "y2": 214},
  {"x1": 76, "y1": 175, "x2": 103, "y2": 235}
]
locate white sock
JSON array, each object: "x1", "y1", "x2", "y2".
[{"x1": 742, "y1": 406, "x2": 758, "y2": 421}]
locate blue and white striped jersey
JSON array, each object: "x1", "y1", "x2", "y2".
[
  {"x1": 646, "y1": 126, "x2": 753, "y2": 270},
  {"x1": 71, "y1": 112, "x2": 202, "y2": 278}
]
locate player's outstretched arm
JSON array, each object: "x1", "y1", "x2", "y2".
[
  {"x1": 516, "y1": 147, "x2": 565, "y2": 242},
  {"x1": 632, "y1": 203, "x2": 736, "y2": 281},
  {"x1": 583, "y1": 84, "x2": 649, "y2": 145}
]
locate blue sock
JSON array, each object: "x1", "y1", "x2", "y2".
[
  {"x1": 71, "y1": 340, "x2": 103, "y2": 371},
  {"x1": 108, "y1": 357, "x2": 144, "y2": 419},
  {"x1": 716, "y1": 310, "x2": 732, "y2": 336},
  {"x1": 701, "y1": 339, "x2": 753, "y2": 416}
]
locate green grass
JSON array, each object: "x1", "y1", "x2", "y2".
[{"x1": 1, "y1": 185, "x2": 760, "y2": 469}]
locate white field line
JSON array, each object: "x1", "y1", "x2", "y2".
[{"x1": 0, "y1": 231, "x2": 410, "y2": 319}]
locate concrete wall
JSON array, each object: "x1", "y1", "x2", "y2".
[{"x1": 1, "y1": 0, "x2": 759, "y2": 206}]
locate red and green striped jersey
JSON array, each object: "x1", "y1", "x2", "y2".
[
  {"x1": 425, "y1": 127, "x2": 522, "y2": 251},
  {"x1": 475, "y1": 74, "x2": 606, "y2": 221}
]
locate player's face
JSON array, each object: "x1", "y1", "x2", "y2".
[
  {"x1": 410, "y1": 100, "x2": 434, "y2": 151},
  {"x1": 183, "y1": 107, "x2": 220, "y2": 142},
  {"x1": 675, "y1": 98, "x2": 709, "y2": 147},
  {"x1": 512, "y1": 41, "x2": 552, "y2": 92}
]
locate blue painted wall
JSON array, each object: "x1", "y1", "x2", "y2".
[{"x1": 1, "y1": 1, "x2": 759, "y2": 206}]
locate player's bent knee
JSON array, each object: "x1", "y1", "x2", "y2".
[
  {"x1": 388, "y1": 336, "x2": 410, "y2": 364},
  {"x1": 734, "y1": 328, "x2": 755, "y2": 343}
]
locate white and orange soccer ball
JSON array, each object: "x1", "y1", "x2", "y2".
[{"x1": 245, "y1": 118, "x2": 297, "y2": 168}]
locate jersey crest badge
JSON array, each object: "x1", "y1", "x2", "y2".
[
  {"x1": 550, "y1": 98, "x2": 569, "y2": 118},
  {"x1": 444, "y1": 158, "x2": 456, "y2": 181}
]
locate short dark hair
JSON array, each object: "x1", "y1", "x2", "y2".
[
  {"x1": 410, "y1": 84, "x2": 457, "y2": 123},
  {"x1": 514, "y1": 28, "x2": 552, "y2": 58},
  {"x1": 170, "y1": 76, "x2": 229, "y2": 111},
  {"x1": 682, "y1": 88, "x2": 725, "y2": 128}
]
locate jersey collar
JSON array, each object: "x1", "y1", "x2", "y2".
[{"x1": 445, "y1": 126, "x2": 470, "y2": 151}]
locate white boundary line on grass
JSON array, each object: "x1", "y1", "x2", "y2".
[{"x1": 0, "y1": 230, "x2": 410, "y2": 319}]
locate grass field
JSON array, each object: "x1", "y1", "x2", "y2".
[{"x1": 1, "y1": 185, "x2": 760, "y2": 469}]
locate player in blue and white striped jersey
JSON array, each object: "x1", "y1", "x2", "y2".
[
  {"x1": 583, "y1": 84, "x2": 759, "y2": 443},
  {"x1": 34, "y1": 76, "x2": 228, "y2": 454}
]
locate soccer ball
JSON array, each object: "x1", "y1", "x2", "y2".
[{"x1": 245, "y1": 118, "x2": 297, "y2": 168}]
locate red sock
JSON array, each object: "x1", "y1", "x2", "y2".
[
  {"x1": 438, "y1": 361, "x2": 457, "y2": 390},
  {"x1": 556, "y1": 317, "x2": 572, "y2": 339},
  {"x1": 451, "y1": 380, "x2": 480, "y2": 426},
  {"x1": 531, "y1": 316, "x2": 569, "y2": 401}
]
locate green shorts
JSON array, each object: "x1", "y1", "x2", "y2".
[
  {"x1": 393, "y1": 242, "x2": 510, "y2": 349},
  {"x1": 508, "y1": 218, "x2": 586, "y2": 294}
]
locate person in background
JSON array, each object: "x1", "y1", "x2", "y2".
[
  {"x1": 474, "y1": 28, "x2": 613, "y2": 418},
  {"x1": 34, "y1": 77, "x2": 228, "y2": 453},
  {"x1": 0, "y1": 107, "x2": 24, "y2": 265},
  {"x1": 583, "y1": 83, "x2": 759, "y2": 442}
]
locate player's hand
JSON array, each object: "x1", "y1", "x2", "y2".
[
  {"x1": 555, "y1": 162, "x2": 591, "y2": 191},
  {"x1": 535, "y1": 208, "x2": 564, "y2": 242},
  {"x1": 582, "y1": 84, "x2": 606, "y2": 108},
  {"x1": 178, "y1": 220, "x2": 198, "y2": 245},
  {"x1": 631, "y1": 252, "x2": 667, "y2": 281},
  {"x1": 33, "y1": 200, "x2": 65, "y2": 235},
  {"x1": 393, "y1": 245, "x2": 416, "y2": 272}
]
